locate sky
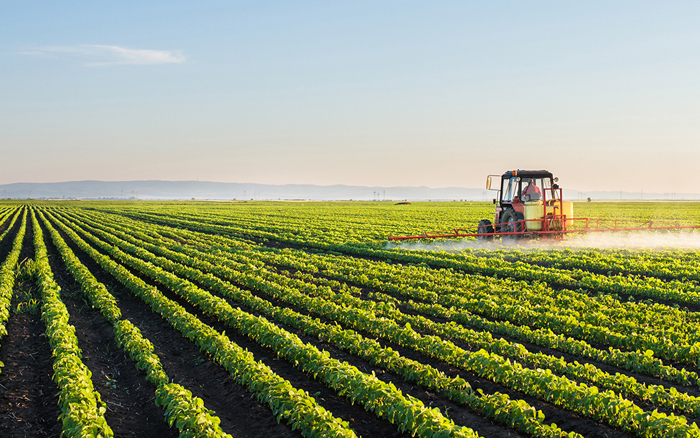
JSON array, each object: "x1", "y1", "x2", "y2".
[{"x1": 1, "y1": 1, "x2": 699, "y2": 193}]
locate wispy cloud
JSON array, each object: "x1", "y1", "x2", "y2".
[{"x1": 20, "y1": 44, "x2": 186, "y2": 66}]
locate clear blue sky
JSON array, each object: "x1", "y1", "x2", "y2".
[{"x1": 2, "y1": 1, "x2": 699, "y2": 193}]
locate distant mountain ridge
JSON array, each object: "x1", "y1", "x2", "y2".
[
  {"x1": 0, "y1": 180, "x2": 698, "y2": 201},
  {"x1": 0, "y1": 180, "x2": 489, "y2": 201}
]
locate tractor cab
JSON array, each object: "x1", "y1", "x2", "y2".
[
  {"x1": 490, "y1": 170, "x2": 558, "y2": 224},
  {"x1": 499, "y1": 170, "x2": 555, "y2": 203}
]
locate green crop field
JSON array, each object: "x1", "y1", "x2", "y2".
[{"x1": 1, "y1": 201, "x2": 700, "y2": 437}]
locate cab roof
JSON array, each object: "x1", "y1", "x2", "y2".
[{"x1": 502, "y1": 170, "x2": 553, "y2": 179}]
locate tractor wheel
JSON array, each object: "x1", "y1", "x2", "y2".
[
  {"x1": 477, "y1": 219, "x2": 494, "y2": 241},
  {"x1": 500, "y1": 209, "x2": 522, "y2": 240}
]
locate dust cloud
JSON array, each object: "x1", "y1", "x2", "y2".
[
  {"x1": 385, "y1": 230, "x2": 700, "y2": 252},
  {"x1": 558, "y1": 230, "x2": 700, "y2": 250}
]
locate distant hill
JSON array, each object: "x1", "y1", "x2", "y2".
[
  {"x1": 0, "y1": 180, "x2": 697, "y2": 201},
  {"x1": 0, "y1": 180, "x2": 490, "y2": 201}
]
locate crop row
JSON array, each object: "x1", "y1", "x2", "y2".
[
  {"x1": 0, "y1": 208, "x2": 24, "y2": 346},
  {"x1": 461, "y1": 247, "x2": 700, "y2": 284}
]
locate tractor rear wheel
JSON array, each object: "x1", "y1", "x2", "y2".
[
  {"x1": 477, "y1": 219, "x2": 494, "y2": 241},
  {"x1": 500, "y1": 209, "x2": 522, "y2": 240}
]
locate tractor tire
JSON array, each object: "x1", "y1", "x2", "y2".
[
  {"x1": 500, "y1": 209, "x2": 522, "y2": 240},
  {"x1": 477, "y1": 219, "x2": 494, "y2": 241}
]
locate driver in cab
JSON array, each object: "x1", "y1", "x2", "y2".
[{"x1": 522, "y1": 179, "x2": 541, "y2": 202}]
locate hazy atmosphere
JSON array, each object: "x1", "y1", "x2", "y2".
[
  {"x1": 2, "y1": 1, "x2": 699, "y2": 194},
  {"x1": 3, "y1": 4, "x2": 700, "y2": 434}
]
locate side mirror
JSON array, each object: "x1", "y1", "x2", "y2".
[{"x1": 486, "y1": 176, "x2": 492, "y2": 190}]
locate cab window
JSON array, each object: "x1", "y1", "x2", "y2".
[{"x1": 501, "y1": 177, "x2": 520, "y2": 202}]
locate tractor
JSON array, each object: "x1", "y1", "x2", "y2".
[{"x1": 477, "y1": 169, "x2": 572, "y2": 240}]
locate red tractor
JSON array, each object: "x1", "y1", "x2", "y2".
[{"x1": 477, "y1": 169, "x2": 572, "y2": 240}]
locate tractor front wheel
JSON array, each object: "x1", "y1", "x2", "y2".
[{"x1": 477, "y1": 219, "x2": 494, "y2": 241}]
